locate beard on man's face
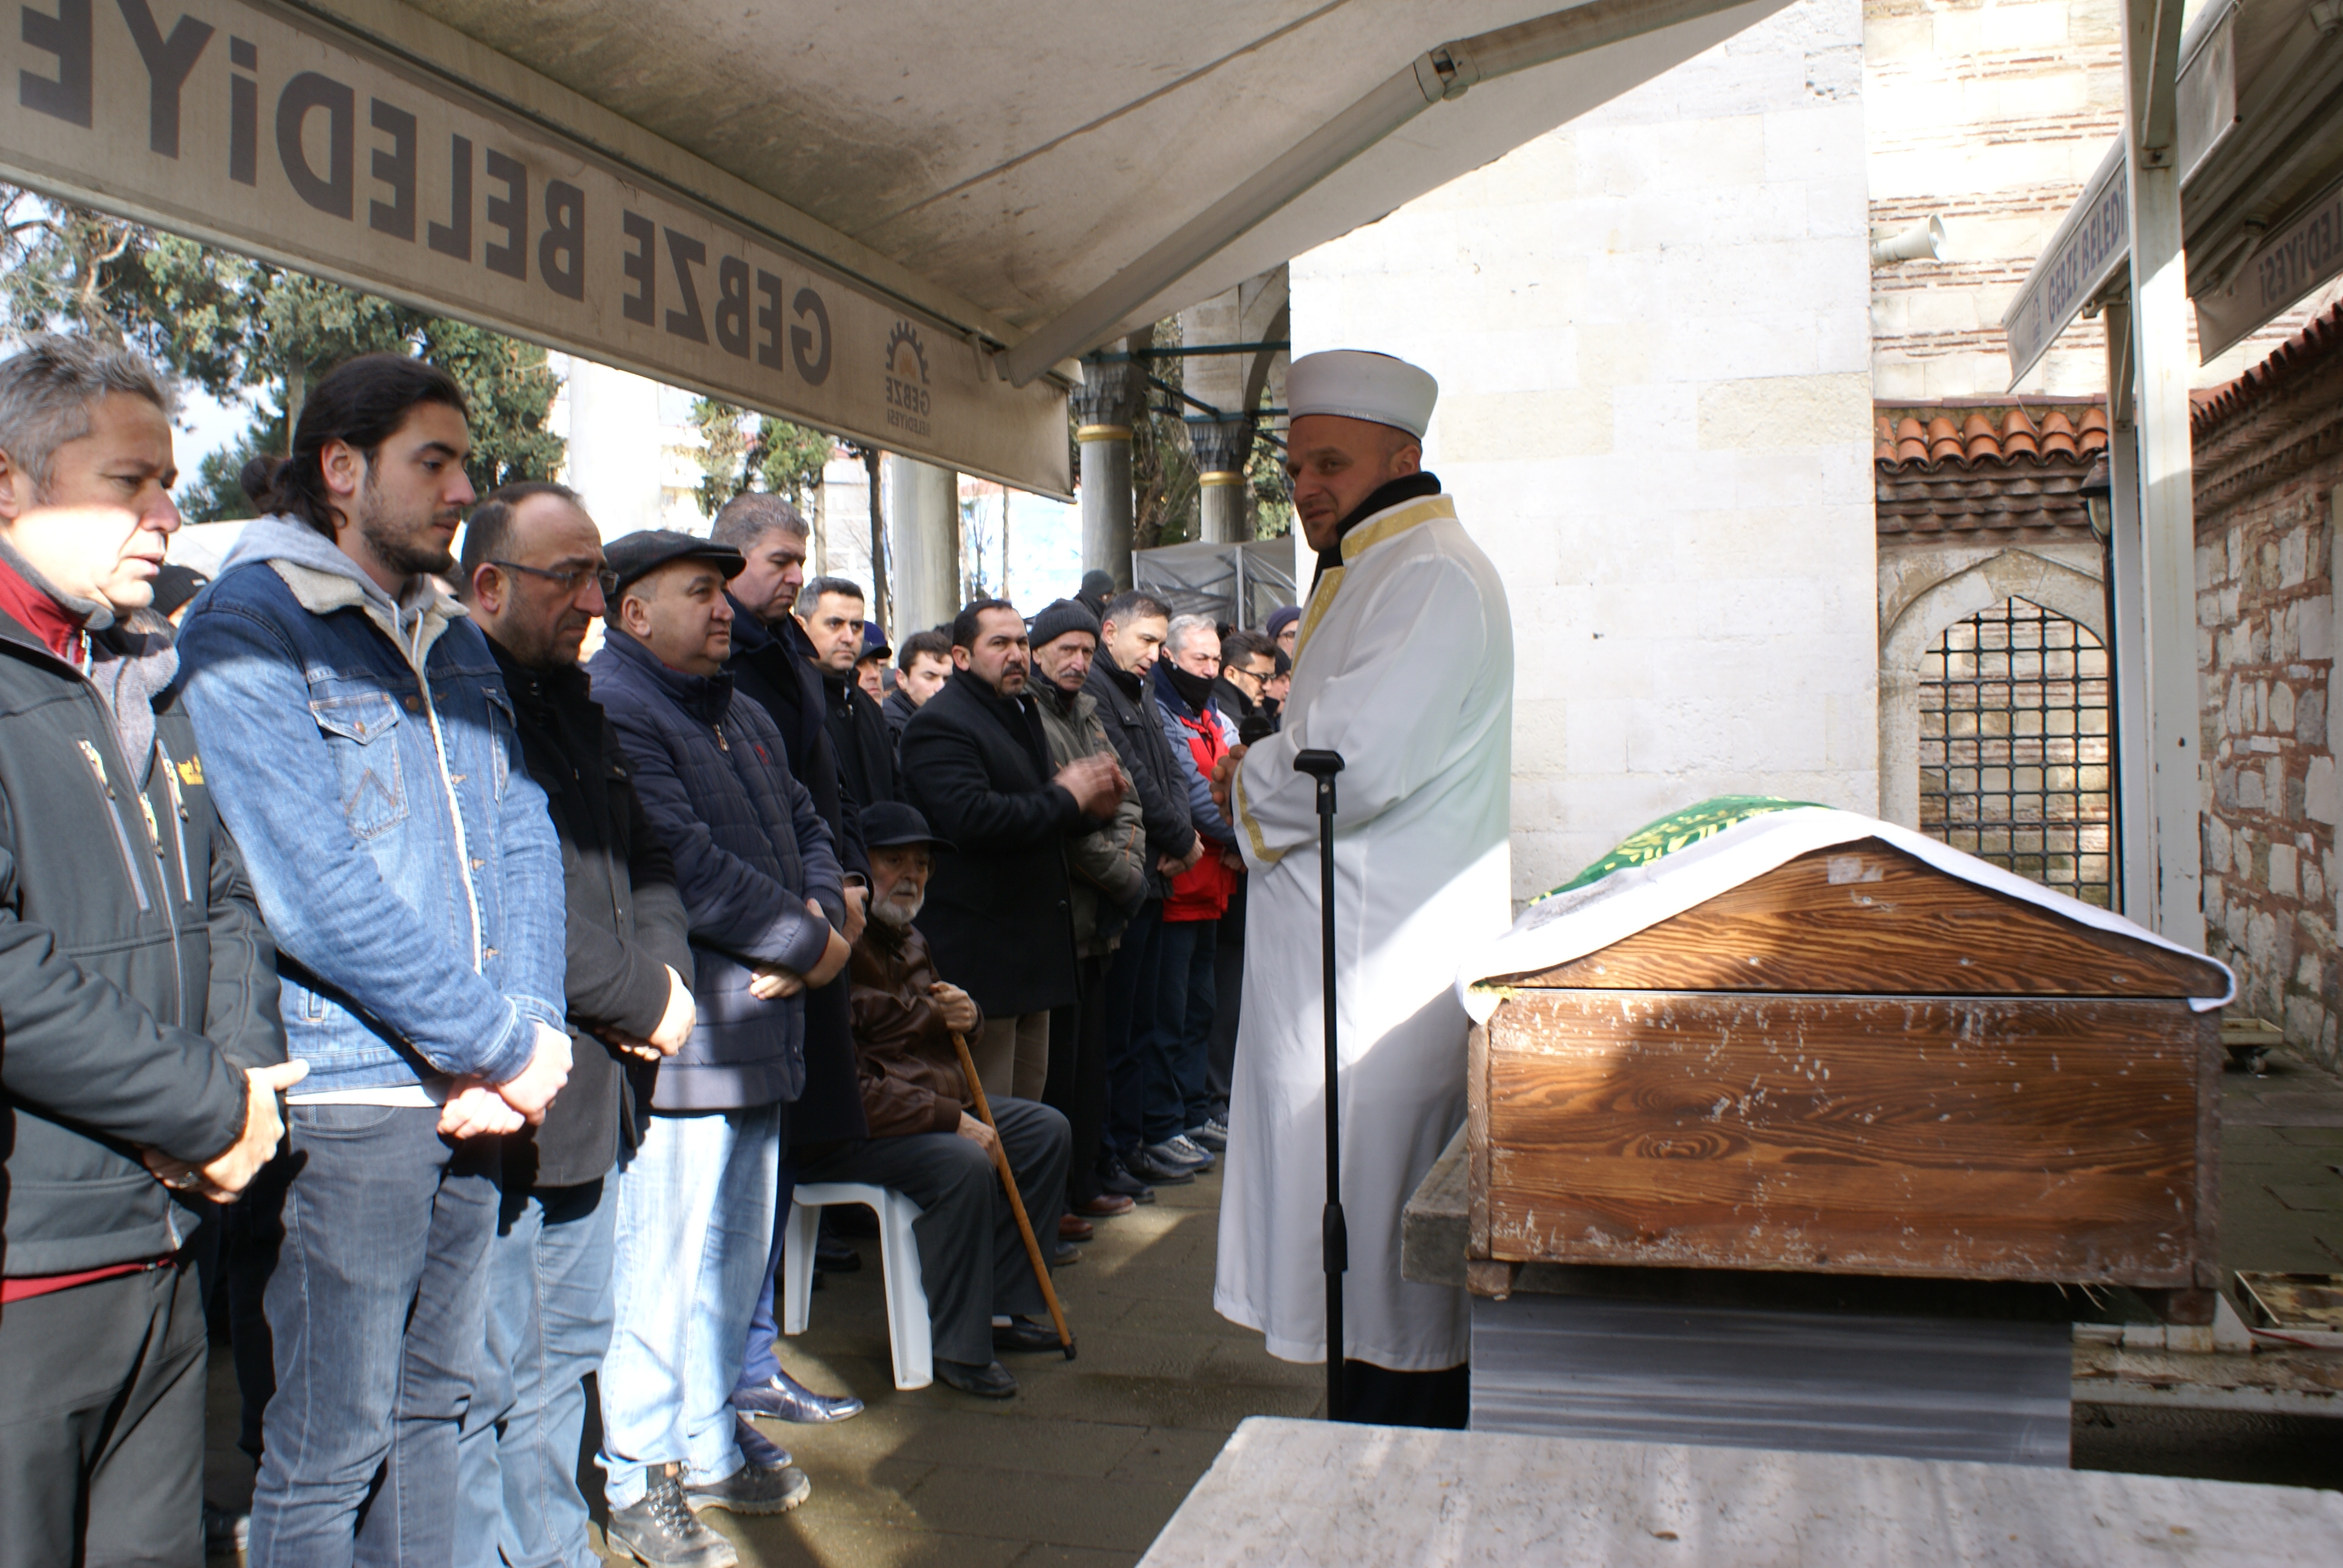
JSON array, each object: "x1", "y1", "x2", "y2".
[
  {"x1": 870, "y1": 885, "x2": 924, "y2": 929},
  {"x1": 356, "y1": 472, "x2": 460, "y2": 580}
]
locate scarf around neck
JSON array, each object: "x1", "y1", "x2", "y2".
[{"x1": 1311, "y1": 471, "x2": 1443, "y2": 586}]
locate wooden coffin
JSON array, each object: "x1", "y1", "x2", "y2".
[{"x1": 1467, "y1": 837, "x2": 2229, "y2": 1298}]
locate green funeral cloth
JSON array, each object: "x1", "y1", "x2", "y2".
[{"x1": 1538, "y1": 795, "x2": 1825, "y2": 901}]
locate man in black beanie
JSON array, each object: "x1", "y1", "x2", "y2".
[{"x1": 1026, "y1": 599, "x2": 1148, "y2": 1238}]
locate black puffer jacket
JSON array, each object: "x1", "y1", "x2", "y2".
[
  {"x1": 1086, "y1": 649, "x2": 1197, "y2": 900},
  {"x1": 488, "y1": 638, "x2": 692, "y2": 1189},
  {"x1": 0, "y1": 608, "x2": 284, "y2": 1279}
]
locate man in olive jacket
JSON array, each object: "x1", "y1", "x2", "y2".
[
  {"x1": 453, "y1": 483, "x2": 698, "y2": 1568},
  {"x1": 0, "y1": 336, "x2": 300, "y2": 1566}
]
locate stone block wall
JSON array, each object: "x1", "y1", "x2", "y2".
[
  {"x1": 2193, "y1": 315, "x2": 2343, "y2": 1071},
  {"x1": 1862, "y1": 0, "x2": 2337, "y2": 400}
]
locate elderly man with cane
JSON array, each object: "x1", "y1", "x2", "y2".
[
  {"x1": 1210, "y1": 350, "x2": 1513, "y2": 1428},
  {"x1": 797, "y1": 802, "x2": 1075, "y2": 1399}
]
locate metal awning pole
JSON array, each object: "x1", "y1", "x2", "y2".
[{"x1": 2122, "y1": 0, "x2": 2206, "y2": 949}]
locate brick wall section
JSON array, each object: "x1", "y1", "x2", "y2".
[{"x1": 2194, "y1": 311, "x2": 2343, "y2": 1071}]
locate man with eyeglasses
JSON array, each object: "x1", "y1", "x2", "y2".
[{"x1": 453, "y1": 483, "x2": 698, "y2": 1568}]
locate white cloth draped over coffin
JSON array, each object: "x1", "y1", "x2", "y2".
[{"x1": 1457, "y1": 804, "x2": 2235, "y2": 1021}]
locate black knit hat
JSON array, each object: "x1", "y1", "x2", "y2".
[{"x1": 1027, "y1": 596, "x2": 1101, "y2": 651}]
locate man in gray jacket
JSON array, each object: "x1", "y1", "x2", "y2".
[{"x1": 0, "y1": 336, "x2": 301, "y2": 1567}]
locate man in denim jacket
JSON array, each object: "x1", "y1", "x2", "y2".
[
  {"x1": 588, "y1": 530, "x2": 848, "y2": 1566},
  {"x1": 177, "y1": 356, "x2": 571, "y2": 1568}
]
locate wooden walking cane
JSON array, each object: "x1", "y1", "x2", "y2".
[{"x1": 951, "y1": 1031, "x2": 1076, "y2": 1360}]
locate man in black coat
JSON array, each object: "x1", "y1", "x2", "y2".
[
  {"x1": 900, "y1": 599, "x2": 1127, "y2": 1103},
  {"x1": 453, "y1": 484, "x2": 700, "y2": 1564},
  {"x1": 709, "y1": 494, "x2": 871, "y2": 1432},
  {"x1": 795, "y1": 573, "x2": 903, "y2": 811},
  {"x1": 1084, "y1": 591, "x2": 1205, "y2": 1188},
  {"x1": 0, "y1": 336, "x2": 300, "y2": 1565}
]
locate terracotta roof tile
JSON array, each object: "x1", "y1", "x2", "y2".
[
  {"x1": 1960, "y1": 412, "x2": 2002, "y2": 462},
  {"x1": 2193, "y1": 298, "x2": 2343, "y2": 439},
  {"x1": 1872, "y1": 402, "x2": 2106, "y2": 474},
  {"x1": 2000, "y1": 407, "x2": 2040, "y2": 459}
]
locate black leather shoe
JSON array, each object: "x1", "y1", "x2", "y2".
[
  {"x1": 993, "y1": 1315, "x2": 1064, "y2": 1353},
  {"x1": 732, "y1": 1413, "x2": 795, "y2": 1471},
  {"x1": 814, "y1": 1234, "x2": 862, "y2": 1272},
  {"x1": 935, "y1": 1358, "x2": 1018, "y2": 1398},
  {"x1": 734, "y1": 1370, "x2": 863, "y2": 1423},
  {"x1": 1047, "y1": 1240, "x2": 1081, "y2": 1267},
  {"x1": 1095, "y1": 1154, "x2": 1156, "y2": 1202}
]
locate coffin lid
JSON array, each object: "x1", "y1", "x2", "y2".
[{"x1": 1459, "y1": 802, "x2": 2235, "y2": 1018}]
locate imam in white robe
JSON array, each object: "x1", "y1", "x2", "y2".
[{"x1": 1213, "y1": 488, "x2": 1513, "y2": 1371}]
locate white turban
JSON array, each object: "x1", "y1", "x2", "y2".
[{"x1": 1286, "y1": 350, "x2": 1438, "y2": 439}]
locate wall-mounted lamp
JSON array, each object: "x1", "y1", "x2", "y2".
[
  {"x1": 1870, "y1": 215, "x2": 1945, "y2": 266},
  {"x1": 2079, "y1": 454, "x2": 2113, "y2": 541}
]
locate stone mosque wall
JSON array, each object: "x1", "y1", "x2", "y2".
[{"x1": 1291, "y1": 0, "x2": 1879, "y2": 903}]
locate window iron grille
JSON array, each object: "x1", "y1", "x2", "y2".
[{"x1": 1917, "y1": 596, "x2": 2116, "y2": 908}]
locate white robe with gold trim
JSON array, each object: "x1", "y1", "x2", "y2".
[{"x1": 1213, "y1": 491, "x2": 1513, "y2": 1371}]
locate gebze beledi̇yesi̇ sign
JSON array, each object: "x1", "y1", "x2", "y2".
[{"x1": 0, "y1": 0, "x2": 1069, "y2": 494}]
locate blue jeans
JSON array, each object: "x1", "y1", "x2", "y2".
[
  {"x1": 248, "y1": 1104, "x2": 500, "y2": 1568},
  {"x1": 735, "y1": 1161, "x2": 797, "y2": 1394},
  {"x1": 455, "y1": 1178, "x2": 615, "y2": 1568},
  {"x1": 1145, "y1": 918, "x2": 1218, "y2": 1143},
  {"x1": 598, "y1": 1106, "x2": 782, "y2": 1511}
]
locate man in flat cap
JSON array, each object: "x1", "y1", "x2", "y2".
[
  {"x1": 1210, "y1": 350, "x2": 1513, "y2": 1427},
  {"x1": 587, "y1": 530, "x2": 850, "y2": 1563}
]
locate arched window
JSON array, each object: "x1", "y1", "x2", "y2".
[{"x1": 1918, "y1": 596, "x2": 2115, "y2": 907}]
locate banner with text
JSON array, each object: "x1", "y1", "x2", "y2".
[{"x1": 0, "y1": 0, "x2": 1071, "y2": 495}]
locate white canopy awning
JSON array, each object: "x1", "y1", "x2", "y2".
[{"x1": 0, "y1": 0, "x2": 1788, "y2": 491}]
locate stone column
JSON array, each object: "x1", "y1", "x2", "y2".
[
  {"x1": 1072, "y1": 350, "x2": 1142, "y2": 589},
  {"x1": 883, "y1": 454, "x2": 959, "y2": 637},
  {"x1": 1190, "y1": 415, "x2": 1255, "y2": 543}
]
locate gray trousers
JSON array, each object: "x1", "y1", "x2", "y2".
[
  {"x1": 798, "y1": 1097, "x2": 1070, "y2": 1366},
  {"x1": 0, "y1": 1261, "x2": 207, "y2": 1568}
]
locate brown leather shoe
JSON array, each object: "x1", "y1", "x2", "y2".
[
  {"x1": 1058, "y1": 1214, "x2": 1095, "y2": 1242},
  {"x1": 1074, "y1": 1194, "x2": 1136, "y2": 1219}
]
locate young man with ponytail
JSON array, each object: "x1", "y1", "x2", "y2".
[{"x1": 176, "y1": 354, "x2": 571, "y2": 1567}]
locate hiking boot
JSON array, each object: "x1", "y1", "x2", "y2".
[
  {"x1": 606, "y1": 1466, "x2": 737, "y2": 1567},
  {"x1": 684, "y1": 1451, "x2": 811, "y2": 1517}
]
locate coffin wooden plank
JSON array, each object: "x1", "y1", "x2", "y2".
[
  {"x1": 1500, "y1": 840, "x2": 2224, "y2": 999},
  {"x1": 1480, "y1": 991, "x2": 2212, "y2": 1285}
]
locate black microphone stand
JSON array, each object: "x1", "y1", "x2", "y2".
[{"x1": 1293, "y1": 748, "x2": 1347, "y2": 1421}]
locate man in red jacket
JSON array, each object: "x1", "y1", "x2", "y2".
[{"x1": 796, "y1": 802, "x2": 1073, "y2": 1400}]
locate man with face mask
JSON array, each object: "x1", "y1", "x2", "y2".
[{"x1": 1210, "y1": 350, "x2": 1513, "y2": 1431}]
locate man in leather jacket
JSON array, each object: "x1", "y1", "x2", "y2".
[{"x1": 795, "y1": 803, "x2": 1073, "y2": 1401}]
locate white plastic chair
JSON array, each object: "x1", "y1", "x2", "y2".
[{"x1": 782, "y1": 1182, "x2": 932, "y2": 1390}]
